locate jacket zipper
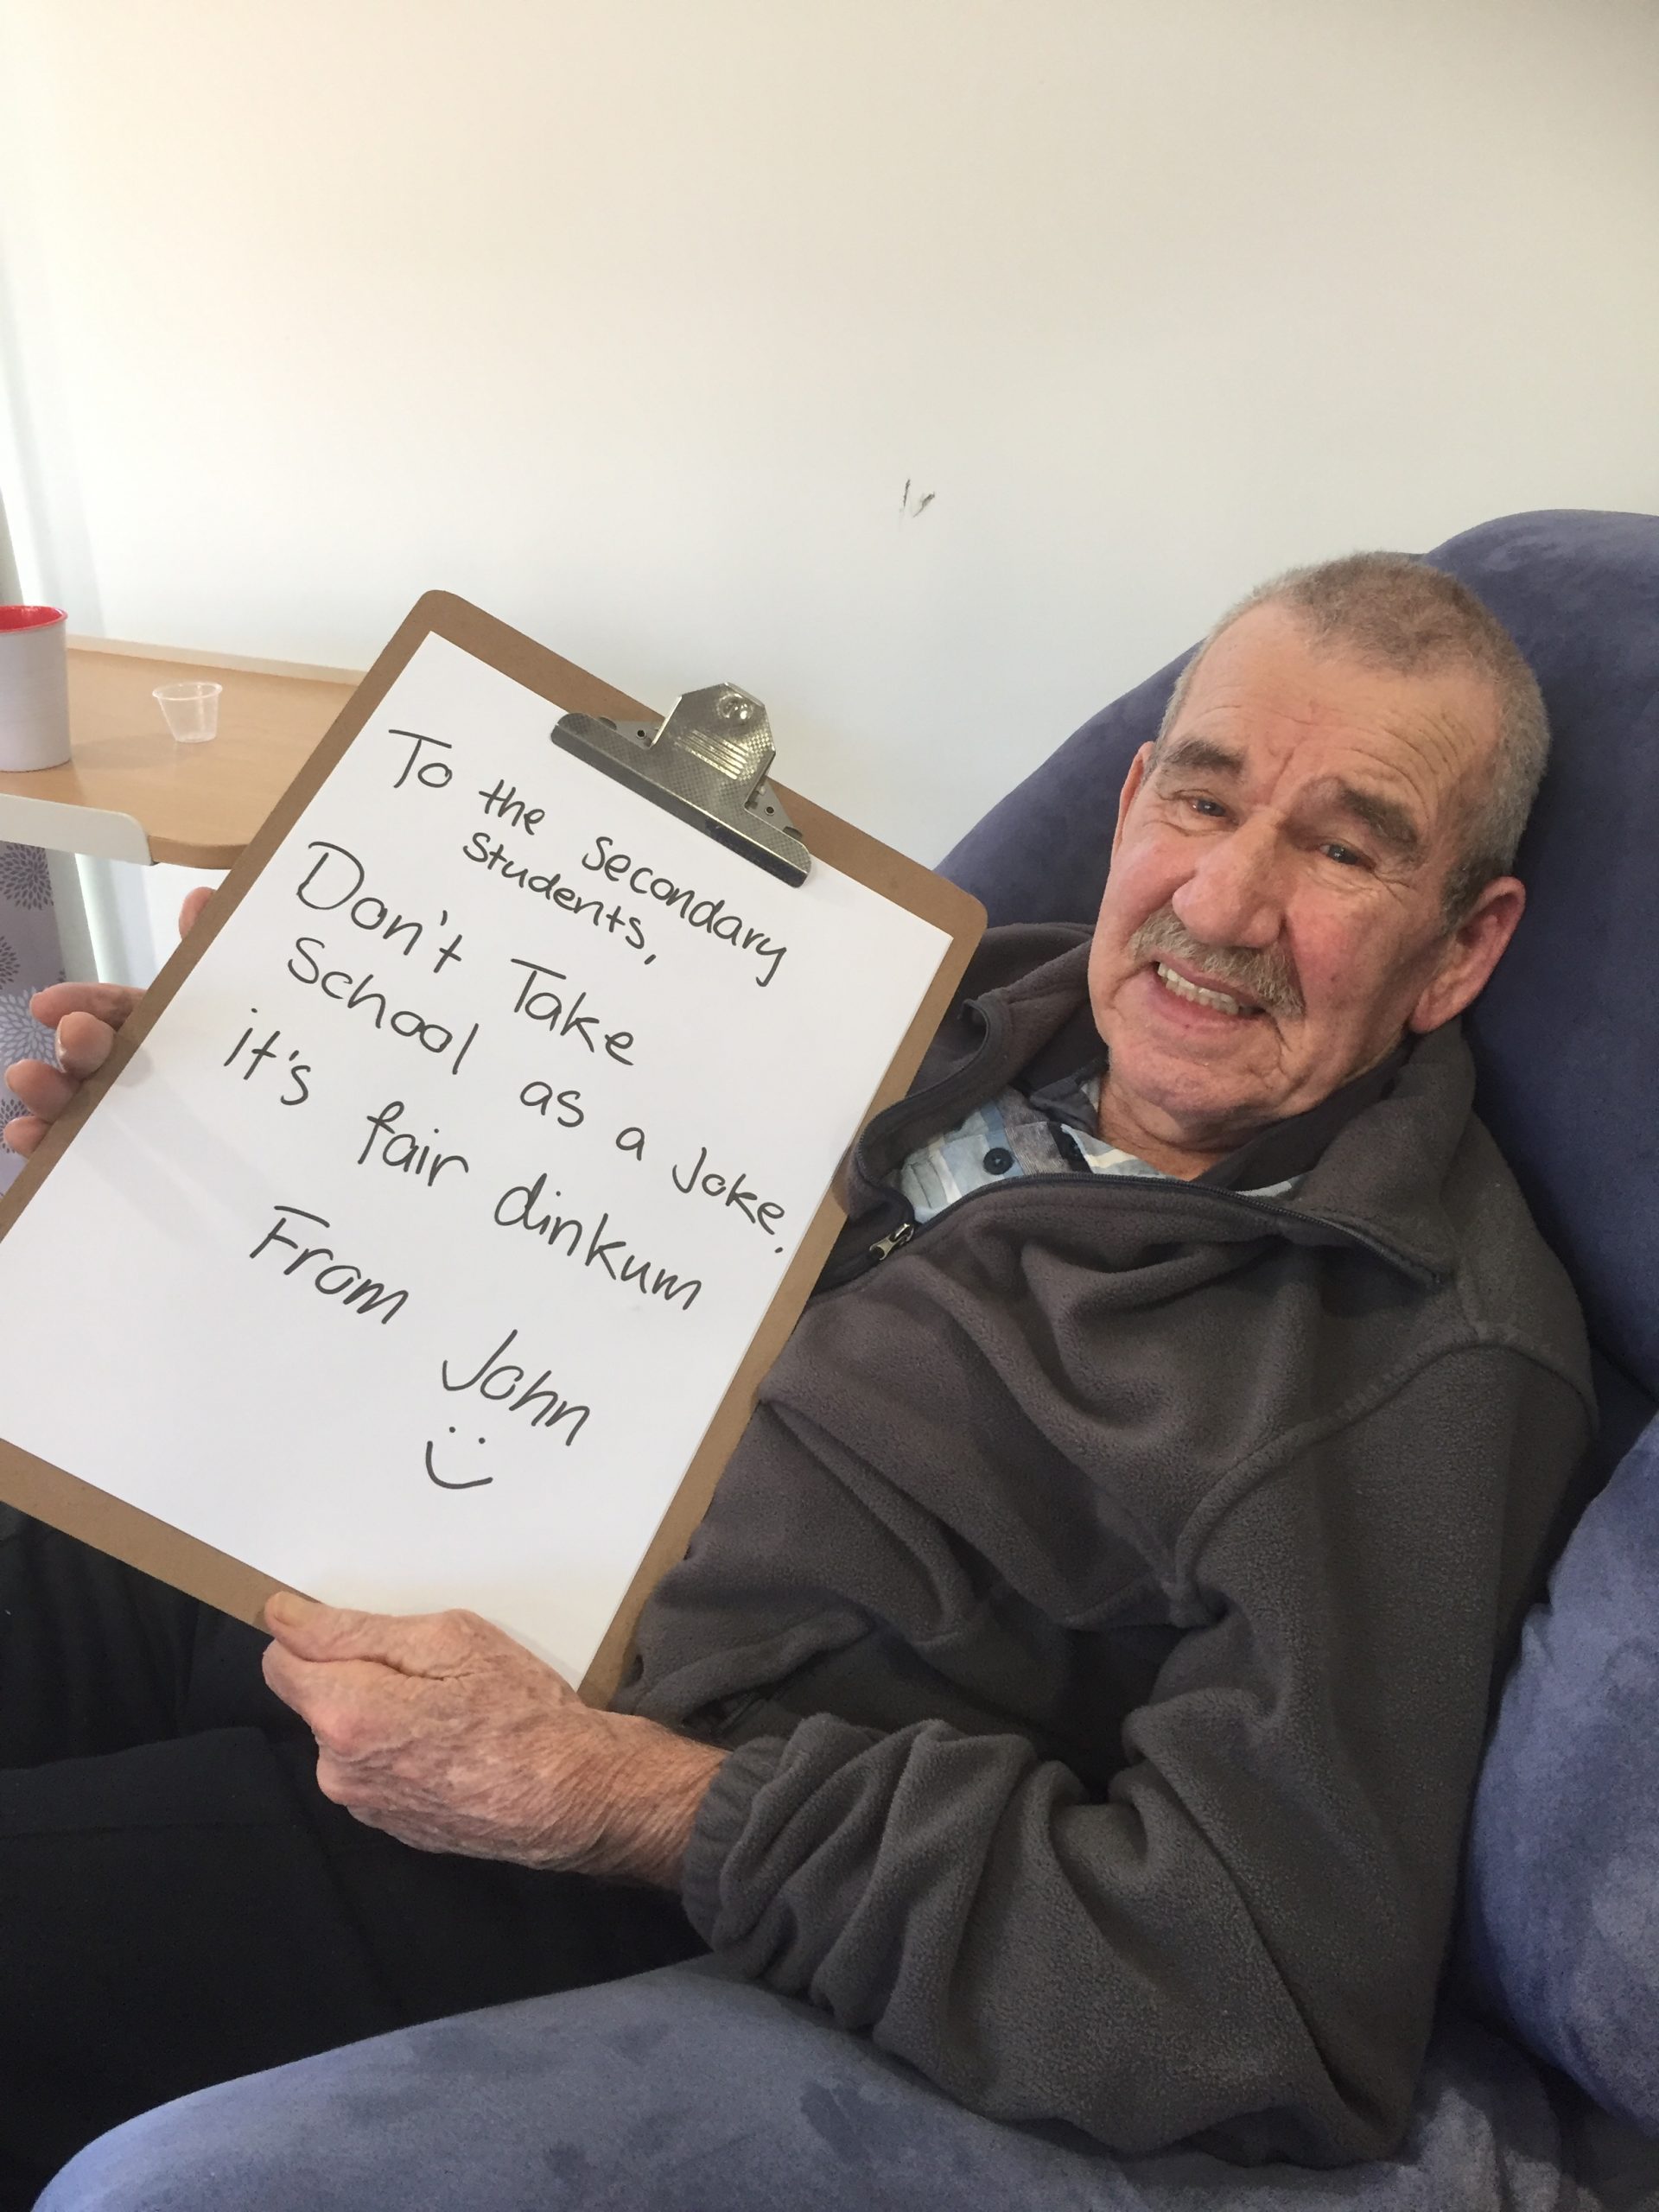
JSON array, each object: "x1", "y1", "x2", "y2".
[{"x1": 868, "y1": 1220, "x2": 916, "y2": 1260}]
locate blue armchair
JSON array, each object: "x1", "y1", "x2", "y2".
[{"x1": 41, "y1": 511, "x2": 1659, "y2": 2212}]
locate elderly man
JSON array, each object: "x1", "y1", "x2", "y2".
[{"x1": 3, "y1": 553, "x2": 1590, "y2": 2208}]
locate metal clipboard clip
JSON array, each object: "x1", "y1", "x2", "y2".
[{"x1": 549, "y1": 684, "x2": 810, "y2": 887}]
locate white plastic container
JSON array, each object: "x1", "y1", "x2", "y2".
[{"x1": 0, "y1": 605, "x2": 71, "y2": 771}]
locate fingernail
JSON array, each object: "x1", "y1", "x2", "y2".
[{"x1": 264, "y1": 1590, "x2": 318, "y2": 1627}]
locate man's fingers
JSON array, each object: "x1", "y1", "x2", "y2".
[
  {"x1": 2, "y1": 1114, "x2": 48, "y2": 1156},
  {"x1": 261, "y1": 1636, "x2": 334, "y2": 1719},
  {"x1": 29, "y1": 982, "x2": 142, "y2": 1036},
  {"x1": 54, "y1": 1011, "x2": 121, "y2": 1082},
  {"x1": 262, "y1": 1647, "x2": 425, "y2": 1769},
  {"x1": 2, "y1": 1011, "x2": 118, "y2": 1151},
  {"x1": 264, "y1": 1590, "x2": 473, "y2": 1675},
  {"x1": 6, "y1": 907, "x2": 204, "y2": 1144},
  {"x1": 4, "y1": 1057, "x2": 80, "y2": 1121}
]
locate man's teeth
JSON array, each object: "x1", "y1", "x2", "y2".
[{"x1": 1155, "y1": 962, "x2": 1251, "y2": 1015}]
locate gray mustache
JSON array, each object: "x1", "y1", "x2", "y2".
[{"x1": 1128, "y1": 908, "x2": 1306, "y2": 1020}]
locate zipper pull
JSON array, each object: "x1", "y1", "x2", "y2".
[{"x1": 869, "y1": 1220, "x2": 916, "y2": 1262}]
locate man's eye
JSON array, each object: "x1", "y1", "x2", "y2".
[
  {"x1": 1321, "y1": 842, "x2": 1366, "y2": 868},
  {"x1": 1189, "y1": 797, "x2": 1229, "y2": 819}
]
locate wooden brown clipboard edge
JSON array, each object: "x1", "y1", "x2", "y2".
[{"x1": 0, "y1": 591, "x2": 986, "y2": 1704}]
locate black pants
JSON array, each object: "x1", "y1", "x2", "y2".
[{"x1": 0, "y1": 1509, "x2": 704, "y2": 2209}]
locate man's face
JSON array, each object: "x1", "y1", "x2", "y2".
[{"x1": 1087, "y1": 603, "x2": 1518, "y2": 1156}]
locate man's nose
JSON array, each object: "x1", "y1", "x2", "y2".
[{"x1": 1171, "y1": 819, "x2": 1285, "y2": 950}]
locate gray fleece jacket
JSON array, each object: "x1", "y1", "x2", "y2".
[{"x1": 620, "y1": 925, "x2": 1593, "y2": 2166}]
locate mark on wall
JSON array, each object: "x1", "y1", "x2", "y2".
[{"x1": 899, "y1": 479, "x2": 936, "y2": 519}]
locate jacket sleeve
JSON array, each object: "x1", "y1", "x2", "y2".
[{"x1": 671, "y1": 1344, "x2": 1587, "y2": 2164}]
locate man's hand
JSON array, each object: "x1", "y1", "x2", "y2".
[
  {"x1": 262, "y1": 1592, "x2": 724, "y2": 1887},
  {"x1": 3, "y1": 885, "x2": 215, "y2": 1156}
]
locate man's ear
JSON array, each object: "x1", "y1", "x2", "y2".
[
  {"x1": 1408, "y1": 876, "x2": 1527, "y2": 1033},
  {"x1": 1110, "y1": 744, "x2": 1156, "y2": 863}
]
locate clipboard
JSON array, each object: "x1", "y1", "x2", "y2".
[{"x1": 0, "y1": 593, "x2": 984, "y2": 1702}]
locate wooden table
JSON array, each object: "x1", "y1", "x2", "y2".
[
  {"x1": 0, "y1": 639, "x2": 361, "y2": 983},
  {"x1": 0, "y1": 638, "x2": 360, "y2": 868}
]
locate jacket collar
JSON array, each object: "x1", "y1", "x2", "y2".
[{"x1": 955, "y1": 931, "x2": 1474, "y2": 1281}]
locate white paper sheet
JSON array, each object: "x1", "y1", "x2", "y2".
[{"x1": 0, "y1": 636, "x2": 950, "y2": 1682}]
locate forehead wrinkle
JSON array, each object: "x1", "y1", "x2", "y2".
[
  {"x1": 1155, "y1": 734, "x2": 1245, "y2": 778},
  {"x1": 1160, "y1": 723, "x2": 1433, "y2": 862},
  {"x1": 1363, "y1": 705, "x2": 1496, "y2": 852},
  {"x1": 1161, "y1": 673, "x2": 1490, "y2": 855},
  {"x1": 1386, "y1": 701, "x2": 1488, "y2": 783}
]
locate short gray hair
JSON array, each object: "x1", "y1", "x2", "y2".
[{"x1": 1156, "y1": 552, "x2": 1549, "y2": 924}]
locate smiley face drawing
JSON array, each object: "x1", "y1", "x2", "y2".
[{"x1": 424, "y1": 1426, "x2": 493, "y2": 1491}]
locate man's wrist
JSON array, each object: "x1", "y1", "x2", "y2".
[{"x1": 590, "y1": 1714, "x2": 727, "y2": 1889}]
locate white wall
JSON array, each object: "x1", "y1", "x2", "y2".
[{"x1": 3, "y1": 0, "x2": 1657, "y2": 879}]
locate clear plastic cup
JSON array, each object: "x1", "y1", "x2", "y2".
[{"x1": 154, "y1": 680, "x2": 222, "y2": 744}]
